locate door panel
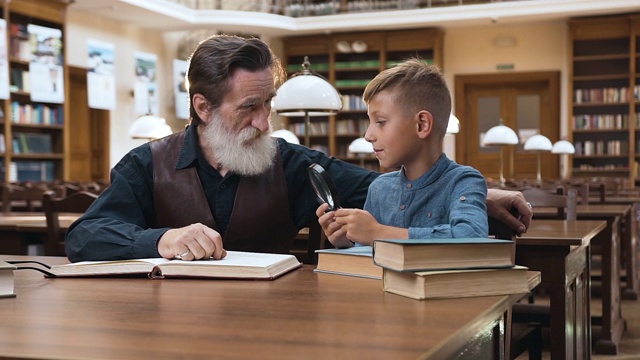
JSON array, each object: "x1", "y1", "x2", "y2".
[{"x1": 454, "y1": 72, "x2": 560, "y2": 183}]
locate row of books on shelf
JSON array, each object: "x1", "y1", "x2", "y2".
[
  {"x1": 315, "y1": 238, "x2": 537, "y2": 300},
  {"x1": 9, "y1": 68, "x2": 30, "y2": 93},
  {"x1": 11, "y1": 132, "x2": 53, "y2": 154},
  {"x1": 336, "y1": 118, "x2": 368, "y2": 135},
  {"x1": 574, "y1": 164, "x2": 628, "y2": 172},
  {"x1": 10, "y1": 102, "x2": 63, "y2": 125},
  {"x1": 9, "y1": 23, "x2": 31, "y2": 61},
  {"x1": 573, "y1": 86, "x2": 637, "y2": 104},
  {"x1": 341, "y1": 94, "x2": 367, "y2": 111},
  {"x1": 574, "y1": 140, "x2": 627, "y2": 156},
  {"x1": 0, "y1": 160, "x2": 56, "y2": 182},
  {"x1": 290, "y1": 122, "x2": 328, "y2": 136},
  {"x1": 573, "y1": 113, "x2": 628, "y2": 130}
]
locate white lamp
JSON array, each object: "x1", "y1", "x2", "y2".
[
  {"x1": 272, "y1": 56, "x2": 342, "y2": 147},
  {"x1": 348, "y1": 137, "x2": 374, "y2": 167},
  {"x1": 552, "y1": 139, "x2": 576, "y2": 180},
  {"x1": 446, "y1": 114, "x2": 460, "y2": 134},
  {"x1": 551, "y1": 140, "x2": 575, "y2": 155},
  {"x1": 271, "y1": 129, "x2": 300, "y2": 144},
  {"x1": 524, "y1": 134, "x2": 553, "y2": 183},
  {"x1": 482, "y1": 122, "x2": 518, "y2": 185},
  {"x1": 129, "y1": 114, "x2": 172, "y2": 140}
]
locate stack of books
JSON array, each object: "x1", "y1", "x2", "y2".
[{"x1": 372, "y1": 238, "x2": 537, "y2": 300}]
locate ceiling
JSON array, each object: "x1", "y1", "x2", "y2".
[{"x1": 68, "y1": 0, "x2": 640, "y2": 37}]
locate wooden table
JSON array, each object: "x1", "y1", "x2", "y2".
[
  {"x1": 0, "y1": 256, "x2": 530, "y2": 360},
  {"x1": 516, "y1": 220, "x2": 606, "y2": 359},
  {"x1": 528, "y1": 206, "x2": 628, "y2": 355},
  {"x1": 0, "y1": 213, "x2": 78, "y2": 255},
  {"x1": 588, "y1": 196, "x2": 640, "y2": 301}
]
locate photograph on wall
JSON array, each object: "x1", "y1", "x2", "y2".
[
  {"x1": 87, "y1": 38, "x2": 116, "y2": 110},
  {"x1": 173, "y1": 59, "x2": 188, "y2": 119},
  {"x1": 0, "y1": 19, "x2": 10, "y2": 100},
  {"x1": 134, "y1": 51, "x2": 158, "y2": 115},
  {"x1": 27, "y1": 24, "x2": 64, "y2": 104}
]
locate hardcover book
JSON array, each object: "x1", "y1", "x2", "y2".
[
  {"x1": 372, "y1": 238, "x2": 514, "y2": 272},
  {"x1": 315, "y1": 246, "x2": 381, "y2": 280},
  {"x1": 49, "y1": 251, "x2": 302, "y2": 280},
  {"x1": 0, "y1": 260, "x2": 16, "y2": 298},
  {"x1": 382, "y1": 265, "x2": 538, "y2": 300}
]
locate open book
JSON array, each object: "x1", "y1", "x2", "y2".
[{"x1": 49, "y1": 251, "x2": 302, "y2": 280}]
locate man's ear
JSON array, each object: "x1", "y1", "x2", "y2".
[
  {"x1": 192, "y1": 93, "x2": 210, "y2": 123},
  {"x1": 416, "y1": 110, "x2": 434, "y2": 139}
]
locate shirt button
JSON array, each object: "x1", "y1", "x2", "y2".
[
  {"x1": 459, "y1": 195, "x2": 466, "y2": 201},
  {"x1": 400, "y1": 204, "x2": 406, "y2": 210},
  {"x1": 428, "y1": 212, "x2": 432, "y2": 218},
  {"x1": 407, "y1": 183, "x2": 412, "y2": 189}
]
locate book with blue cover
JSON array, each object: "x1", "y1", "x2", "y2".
[{"x1": 372, "y1": 238, "x2": 514, "y2": 272}]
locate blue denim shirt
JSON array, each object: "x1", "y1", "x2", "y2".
[
  {"x1": 364, "y1": 154, "x2": 488, "y2": 238},
  {"x1": 65, "y1": 125, "x2": 378, "y2": 261}
]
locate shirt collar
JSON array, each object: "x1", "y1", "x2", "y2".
[
  {"x1": 175, "y1": 124, "x2": 200, "y2": 170},
  {"x1": 401, "y1": 153, "x2": 449, "y2": 188}
]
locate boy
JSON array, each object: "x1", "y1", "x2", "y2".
[{"x1": 316, "y1": 59, "x2": 488, "y2": 248}]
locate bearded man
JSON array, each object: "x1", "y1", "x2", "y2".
[{"x1": 65, "y1": 35, "x2": 532, "y2": 262}]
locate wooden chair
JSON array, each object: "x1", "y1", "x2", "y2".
[
  {"x1": 1, "y1": 182, "x2": 65, "y2": 213},
  {"x1": 42, "y1": 190, "x2": 98, "y2": 256},
  {"x1": 520, "y1": 186, "x2": 577, "y2": 220}
]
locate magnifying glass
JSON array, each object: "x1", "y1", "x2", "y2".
[{"x1": 307, "y1": 163, "x2": 341, "y2": 211}]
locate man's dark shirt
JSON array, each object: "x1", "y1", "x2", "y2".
[{"x1": 65, "y1": 125, "x2": 379, "y2": 261}]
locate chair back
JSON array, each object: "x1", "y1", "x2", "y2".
[
  {"x1": 520, "y1": 186, "x2": 577, "y2": 220},
  {"x1": 42, "y1": 190, "x2": 98, "y2": 256},
  {"x1": 1, "y1": 182, "x2": 65, "y2": 213}
]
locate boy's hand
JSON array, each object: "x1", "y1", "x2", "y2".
[
  {"x1": 333, "y1": 208, "x2": 379, "y2": 246},
  {"x1": 316, "y1": 204, "x2": 353, "y2": 248}
]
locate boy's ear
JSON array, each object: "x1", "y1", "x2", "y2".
[
  {"x1": 192, "y1": 93, "x2": 210, "y2": 123},
  {"x1": 416, "y1": 110, "x2": 434, "y2": 139}
]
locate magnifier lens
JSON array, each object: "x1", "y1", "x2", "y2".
[{"x1": 308, "y1": 164, "x2": 341, "y2": 211}]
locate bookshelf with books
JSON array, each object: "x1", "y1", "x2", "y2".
[
  {"x1": 281, "y1": 28, "x2": 443, "y2": 171},
  {"x1": 568, "y1": 14, "x2": 640, "y2": 183},
  {"x1": 2, "y1": 0, "x2": 69, "y2": 182}
]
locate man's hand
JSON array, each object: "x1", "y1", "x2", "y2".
[
  {"x1": 486, "y1": 188, "x2": 533, "y2": 236},
  {"x1": 157, "y1": 223, "x2": 227, "y2": 260}
]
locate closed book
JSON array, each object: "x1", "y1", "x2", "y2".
[
  {"x1": 49, "y1": 251, "x2": 302, "y2": 280},
  {"x1": 383, "y1": 265, "x2": 538, "y2": 300},
  {"x1": 0, "y1": 260, "x2": 16, "y2": 298},
  {"x1": 314, "y1": 246, "x2": 381, "y2": 280},
  {"x1": 372, "y1": 238, "x2": 514, "y2": 272}
]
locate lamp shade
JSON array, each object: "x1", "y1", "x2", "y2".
[
  {"x1": 523, "y1": 134, "x2": 553, "y2": 151},
  {"x1": 446, "y1": 114, "x2": 460, "y2": 134},
  {"x1": 482, "y1": 124, "x2": 518, "y2": 146},
  {"x1": 129, "y1": 114, "x2": 172, "y2": 140},
  {"x1": 551, "y1": 140, "x2": 576, "y2": 154},
  {"x1": 271, "y1": 129, "x2": 300, "y2": 144},
  {"x1": 348, "y1": 137, "x2": 374, "y2": 154},
  {"x1": 272, "y1": 57, "x2": 342, "y2": 116}
]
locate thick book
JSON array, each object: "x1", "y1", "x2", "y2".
[
  {"x1": 0, "y1": 260, "x2": 16, "y2": 298},
  {"x1": 49, "y1": 251, "x2": 302, "y2": 280},
  {"x1": 314, "y1": 246, "x2": 381, "y2": 280},
  {"x1": 372, "y1": 238, "x2": 514, "y2": 272},
  {"x1": 383, "y1": 265, "x2": 538, "y2": 300}
]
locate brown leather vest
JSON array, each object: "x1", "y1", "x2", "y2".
[{"x1": 149, "y1": 131, "x2": 299, "y2": 254}]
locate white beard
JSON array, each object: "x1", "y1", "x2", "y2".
[{"x1": 202, "y1": 112, "x2": 277, "y2": 176}]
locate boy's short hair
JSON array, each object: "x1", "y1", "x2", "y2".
[{"x1": 363, "y1": 59, "x2": 452, "y2": 138}]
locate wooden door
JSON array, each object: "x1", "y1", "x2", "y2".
[
  {"x1": 454, "y1": 72, "x2": 560, "y2": 183},
  {"x1": 68, "y1": 66, "x2": 110, "y2": 182}
]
